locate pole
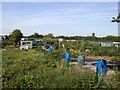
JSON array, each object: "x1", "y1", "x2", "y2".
[
  {"x1": 59, "y1": 41, "x2": 60, "y2": 50},
  {"x1": 96, "y1": 67, "x2": 98, "y2": 84}
]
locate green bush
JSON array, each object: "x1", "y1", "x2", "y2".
[{"x1": 2, "y1": 48, "x2": 120, "y2": 89}]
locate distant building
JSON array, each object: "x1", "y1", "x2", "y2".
[
  {"x1": 0, "y1": 34, "x2": 6, "y2": 40},
  {"x1": 89, "y1": 41, "x2": 100, "y2": 45},
  {"x1": 100, "y1": 42, "x2": 113, "y2": 47},
  {"x1": 66, "y1": 40, "x2": 78, "y2": 43},
  {"x1": 20, "y1": 38, "x2": 44, "y2": 49},
  {"x1": 89, "y1": 41, "x2": 120, "y2": 48},
  {"x1": 58, "y1": 38, "x2": 64, "y2": 42},
  {"x1": 44, "y1": 40, "x2": 55, "y2": 49},
  {"x1": 113, "y1": 42, "x2": 120, "y2": 48},
  {"x1": 34, "y1": 38, "x2": 43, "y2": 42},
  {"x1": 20, "y1": 40, "x2": 33, "y2": 49},
  {"x1": 21, "y1": 38, "x2": 28, "y2": 41}
]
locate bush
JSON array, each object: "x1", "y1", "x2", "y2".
[{"x1": 2, "y1": 48, "x2": 120, "y2": 89}]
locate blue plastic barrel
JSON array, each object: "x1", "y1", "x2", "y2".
[
  {"x1": 97, "y1": 59, "x2": 107, "y2": 75},
  {"x1": 48, "y1": 47, "x2": 52, "y2": 52},
  {"x1": 65, "y1": 53, "x2": 71, "y2": 62},
  {"x1": 101, "y1": 60, "x2": 107, "y2": 74},
  {"x1": 78, "y1": 55, "x2": 85, "y2": 64},
  {"x1": 97, "y1": 60, "x2": 102, "y2": 75}
]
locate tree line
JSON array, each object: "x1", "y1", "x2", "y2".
[{"x1": 2, "y1": 29, "x2": 120, "y2": 46}]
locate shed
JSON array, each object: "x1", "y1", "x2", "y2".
[
  {"x1": 20, "y1": 40, "x2": 33, "y2": 49},
  {"x1": 100, "y1": 42, "x2": 113, "y2": 47},
  {"x1": 113, "y1": 42, "x2": 120, "y2": 48},
  {"x1": 44, "y1": 40, "x2": 55, "y2": 49}
]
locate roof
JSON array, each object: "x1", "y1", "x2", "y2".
[
  {"x1": 113, "y1": 42, "x2": 120, "y2": 44},
  {"x1": 0, "y1": 34, "x2": 6, "y2": 37},
  {"x1": 20, "y1": 40, "x2": 33, "y2": 42}
]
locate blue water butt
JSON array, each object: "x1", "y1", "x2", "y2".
[
  {"x1": 97, "y1": 60, "x2": 102, "y2": 75},
  {"x1": 65, "y1": 53, "x2": 71, "y2": 62},
  {"x1": 48, "y1": 47, "x2": 52, "y2": 52},
  {"x1": 101, "y1": 60, "x2": 107, "y2": 74},
  {"x1": 78, "y1": 55, "x2": 85, "y2": 64},
  {"x1": 97, "y1": 59, "x2": 107, "y2": 75}
]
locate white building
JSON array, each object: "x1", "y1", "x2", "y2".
[
  {"x1": 113, "y1": 42, "x2": 120, "y2": 48},
  {"x1": 20, "y1": 40, "x2": 33, "y2": 49},
  {"x1": 100, "y1": 42, "x2": 113, "y2": 47}
]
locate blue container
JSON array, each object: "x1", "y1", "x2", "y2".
[
  {"x1": 78, "y1": 55, "x2": 85, "y2": 64},
  {"x1": 101, "y1": 60, "x2": 107, "y2": 74},
  {"x1": 78, "y1": 55, "x2": 83, "y2": 60},
  {"x1": 48, "y1": 47, "x2": 52, "y2": 52},
  {"x1": 97, "y1": 60, "x2": 102, "y2": 75},
  {"x1": 65, "y1": 53, "x2": 71, "y2": 62},
  {"x1": 97, "y1": 59, "x2": 107, "y2": 75}
]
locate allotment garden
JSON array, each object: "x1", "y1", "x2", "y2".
[{"x1": 2, "y1": 41, "x2": 120, "y2": 89}]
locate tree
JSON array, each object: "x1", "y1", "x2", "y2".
[
  {"x1": 45, "y1": 33, "x2": 54, "y2": 39},
  {"x1": 9, "y1": 29, "x2": 23, "y2": 45},
  {"x1": 33, "y1": 33, "x2": 38, "y2": 38},
  {"x1": 5, "y1": 35, "x2": 9, "y2": 40},
  {"x1": 92, "y1": 33, "x2": 95, "y2": 37},
  {"x1": 28, "y1": 32, "x2": 44, "y2": 38},
  {"x1": 111, "y1": 13, "x2": 120, "y2": 23},
  {"x1": 92, "y1": 32, "x2": 96, "y2": 41}
]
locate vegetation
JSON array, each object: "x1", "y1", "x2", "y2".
[
  {"x1": 9, "y1": 29, "x2": 23, "y2": 45},
  {"x1": 2, "y1": 47, "x2": 120, "y2": 89},
  {"x1": 111, "y1": 13, "x2": 120, "y2": 23},
  {"x1": 1, "y1": 28, "x2": 120, "y2": 89},
  {"x1": 2, "y1": 29, "x2": 120, "y2": 46},
  {"x1": 27, "y1": 32, "x2": 44, "y2": 39}
]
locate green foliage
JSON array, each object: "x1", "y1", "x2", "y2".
[
  {"x1": 44, "y1": 33, "x2": 54, "y2": 40},
  {"x1": 2, "y1": 48, "x2": 95, "y2": 88},
  {"x1": 2, "y1": 48, "x2": 120, "y2": 89},
  {"x1": 111, "y1": 56, "x2": 120, "y2": 62},
  {"x1": 28, "y1": 32, "x2": 44, "y2": 38},
  {"x1": 9, "y1": 29, "x2": 23, "y2": 45},
  {"x1": 111, "y1": 15, "x2": 120, "y2": 23},
  {"x1": 2, "y1": 40, "x2": 14, "y2": 46}
]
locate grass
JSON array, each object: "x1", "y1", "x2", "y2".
[{"x1": 2, "y1": 47, "x2": 120, "y2": 89}]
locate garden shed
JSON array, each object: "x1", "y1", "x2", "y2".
[
  {"x1": 20, "y1": 40, "x2": 33, "y2": 49},
  {"x1": 44, "y1": 40, "x2": 55, "y2": 49}
]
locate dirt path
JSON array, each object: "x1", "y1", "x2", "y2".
[
  {"x1": 71, "y1": 56, "x2": 112, "y2": 61},
  {"x1": 85, "y1": 56, "x2": 112, "y2": 61}
]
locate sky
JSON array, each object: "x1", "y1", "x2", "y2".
[
  {"x1": 1, "y1": 0, "x2": 119, "y2": 2},
  {"x1": 2, "y1": 2, "x2": 119, "y2": 37}
]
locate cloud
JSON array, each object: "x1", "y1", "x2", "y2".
[
  {"x1": 3, "y1": 6, "x2": 116, "y2": 30},
  {"x1": 2, "y1": 6, "x2": 95, "y2": 28},
  {"x1": 2, "y1": 2, "x2": 118, "y2": 36}
]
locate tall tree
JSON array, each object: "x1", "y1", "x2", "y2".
[
  {"x1": 33, "y1": 32, "x2": 39, "y2": 38},
  {"x1": 92, "y1": 32, "x2": 96, "y2": 41},
  {"x1": 9, "y1": 29, "x2": 23, "y2": 45},
  {"x1": 92, "y1": 33, "x2": 95, "y2": 37}
]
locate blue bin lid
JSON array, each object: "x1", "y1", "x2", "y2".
[
  {"x1": 78, "y1": 55, "x2": 85, "y2": 59},
  {"x1": 65, "y1": 53, "x2": 71, "y2": 58},
  {"x1": 48, "y1": 47, "x2": 52, "y2": 52}
]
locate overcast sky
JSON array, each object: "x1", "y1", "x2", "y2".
[{"x1": 2, "y1": 2, "x2": 118, "y2": 37}]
